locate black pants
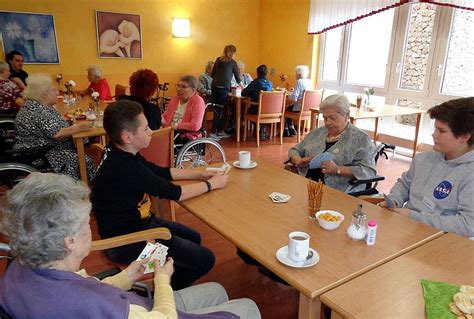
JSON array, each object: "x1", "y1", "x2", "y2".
[
  {"x1": 211, "y1": 87, "x2": 230, "y2": 133},
  {"x1": 106, "y1": 214, "x2": 215, "y2": 290}
]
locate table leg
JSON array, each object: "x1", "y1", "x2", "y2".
[
  {"x1": 236, "y1": 98, "x2": 241, "y2": 143},
  {"x1": 412, "y1": 113, "x2": 422, "y2": 157},
  {"x1": 299, "y1": 293, "x2": 322, "y2": 319},
  {"x1": 75, "y1": 137, "x2": 88, "y2": 183},
  {"x1": 373, "y1": 117, "x2": 379, "y2": 144}
]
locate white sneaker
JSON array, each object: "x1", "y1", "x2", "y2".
[
  {"x1": 209, "y1": 133, "x2": 221, "y2": 140},
  {"x1": 217, "y1": 131, "x2": 231, "y2": 138}
]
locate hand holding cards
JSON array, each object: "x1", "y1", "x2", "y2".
[
  {"x1": 309, "y1": 152, "x2": 335, "y2": 169},
  {"x1": 206, "y1": 162, "x2": 231, "y2": 174},
  {"x1": 137, "y1": 242, "x2": 169, "y2": 274}
]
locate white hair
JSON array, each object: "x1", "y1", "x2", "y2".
[
  {"x1": 237, "y1": 61, "x2": 245, "y2": 68},
  {"x1": 320, "y1": 94, "x2": 351, "y2": 115},
  {"x1": 0, "y1": 61, "x2": 9, "y2": 72},
  {"x1": 24, "y1": 73, "x2": 52, "y2": 101},
  {"x1": 0, "y1": 173, "x2": 91, "y2": 268},
  {"x1": 295, "y1": 65, "x2": 310, "y2": 79},
  {"x1": 87, "y1": 65, "x2": 103, "y2": 78}
]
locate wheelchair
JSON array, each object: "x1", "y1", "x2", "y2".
[
  {"x1": 0, "y1": 118, "x2": 52, "y2": 194},
  {"x1": 173, "y1": 103, "x2": 226, "y2": 169}
]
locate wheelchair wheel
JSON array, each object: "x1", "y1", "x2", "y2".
[
  {"x1": 0, "y1": 163, "x2": 38, "y2": 195},
  {"x1": 175, "y1": 138, "x2": 226, "y2": 169}
]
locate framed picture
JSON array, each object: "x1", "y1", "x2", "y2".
[
  {"x1": 0, "y1": 11, "x2": 60, "y2": 64},
  {"x1": 96, "y1": 10, "x2": 142, "y2": 59}
]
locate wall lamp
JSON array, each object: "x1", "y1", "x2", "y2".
[{"x1": 172, "y1": 18, "x2": 190, "y2": 38}]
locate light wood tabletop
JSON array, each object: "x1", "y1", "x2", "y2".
[
  {"x1": 178, "y1": 160, "x2": 443, "y2": 318},
  {"x1": 321, "y1": 233, "x2": 474, "y2": 318},
  {"x1": 55, "y1": 99, "x2": 108, "y2": 183},
  {"x1": 310, "y1": 104, "x2": 425, "y2": 157}
]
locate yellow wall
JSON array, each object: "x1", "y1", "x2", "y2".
[
  {"x1": 0, "y1": 0, "x2": 317, "y2": 91},
  {"x1": 260, "y1": 0, "x2": 317, "y2": 87}
]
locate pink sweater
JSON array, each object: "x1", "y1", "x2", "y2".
[{"x1": 162, "y1": 93, "x2": 205, "y2": 140}]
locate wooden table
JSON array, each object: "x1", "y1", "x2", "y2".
[
  {"x1": 55, "y1": 99, "x2": 108, "y2": 183},
  {"x1": 228, "y1": 94, "x2": 249, "y2": 143},
  {"x1": 178, "y1": 160, "x2": 443, "y2": 318},
  {"x1": 310, "y1": 104, "x2": 425, "y2": 157},
  {"x1": 321, "y1": 233, "x2": 473, "y2": 318}
]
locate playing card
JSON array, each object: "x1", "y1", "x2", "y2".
[
  {"x1": 136, "y1": 242, "x2": 169, "y2": 274},
  {"x1": 269, "y1": 192, "x2": 291, "y2": 203},
  {"x1": 206, "y1": 163, "x2": 231, "y2": 174},
  {"x1": 309, "y1": 152, "x2": 335, "y2": 169}
]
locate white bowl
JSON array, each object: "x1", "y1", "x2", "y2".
[{"x1": 315, "y1": 210, "x2": 345, "y2": 230}]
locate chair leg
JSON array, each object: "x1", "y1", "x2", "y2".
[
  {"x1": 270, "y1": 124, "x2": 274, "y2": 138},
  {"x1": 256, "y1": 121, "x2": 260, "y2": 147},
  {"x1": 279, "y1": 119, "x2": 284, "y2": 145},
  {"x1": 170, "y1": 201, "x2": 176, "y2": 221},
  {"x1": 243, "y1": 118, "x2": 248, "y2": 142}
]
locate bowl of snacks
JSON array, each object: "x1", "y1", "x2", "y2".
[{"x1": 315, "y1": 210, "x2": 345, "y2": 230}]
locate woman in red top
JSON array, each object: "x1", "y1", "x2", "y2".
[
  {"x1": 161, "y1": 75, "x2": 205, "y2": 144},
  {"x1": 86, "y1": 65, "x2": 112, "y2": 100}
]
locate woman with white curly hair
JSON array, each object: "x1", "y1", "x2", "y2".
[
  {"x1": 14, "y1": 73, "x2": 94, "y2": 181},
  {"x1": 0, "y1": 172, "x2": 261, "y2": 318},
  {"x1": 86, "y1": 65, "x2": 112, "y2": 100}
]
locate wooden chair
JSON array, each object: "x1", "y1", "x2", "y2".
[
  {"x1": 139, "y1": 126, "x2": 176, "y2": 221},
  {"x1": 114, "y1": 84, "x2": 127, "y2": 99},
  {"x1": 284, "y1": 90, "x2": 323, "y2": 142},
  {"x1": 243, "y1": 91, "x2": 286, "y2": 147}
]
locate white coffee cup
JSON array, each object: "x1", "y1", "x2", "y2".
[
  {"x1": 287, "y1": 231, "x2": 310, "y2": 262},
  {"x1": 238, "y1": 151, "x2": 251, "y2": 168}
]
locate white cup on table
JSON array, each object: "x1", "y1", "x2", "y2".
[
  {"x1": 288, "y1": 231, "x2": 310, "y2": 262},
  {"x1": 238, "y1": 151, "x2": 251, "y2": 168}
]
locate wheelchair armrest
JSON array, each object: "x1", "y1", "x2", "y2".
[{"x1": 348, "y1": 175, "x2": 385, "y2": 187}]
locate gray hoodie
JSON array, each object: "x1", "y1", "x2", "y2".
[{"x1": 388, "y1": 150, "x2": 474, "y2": 238}]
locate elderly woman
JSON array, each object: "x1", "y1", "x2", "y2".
[
  {"x1": 381, "y1": 97, "x2": 474, "y2": 238},
  {"x1": 198, "y1": 61, "x2": 214, "y2": 99},
  {"x1": 0, "y1": 173, "x2": 261, "y2": 318},
  {"x1": 0, "y1": 61, "x2": 24, "y2": 116},
  {"x1": 118, "y1": 69, "x2": 161, "y2": 130},
  {"x1": 284, "y1": 65, "x2": 313, "y2": 137},
  {"x1": 14, "y1": 74, "x2": 94, "y2": 180},
  {"x1": 288, "y1": 94, "x2": 376, "y2": 193},
  {"x1": 86, "y1": 65, "x2": 112, "y2": 100},
  {"x1": 231, "y1": 61, "x2": 253, "y2": 88},
  {"x1": 161, "y1": 75, "x2": 205, "y2": 144}
]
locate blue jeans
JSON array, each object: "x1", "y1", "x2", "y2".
[{"x1": 106, "y1": 214, "x2": 215, "y2": 290}]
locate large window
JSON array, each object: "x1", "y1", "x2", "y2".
[{"x1": 317, "y1": 4, "x2": 474, "y2": 152}]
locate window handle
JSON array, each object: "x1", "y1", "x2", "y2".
[
  {"x1": 395, "y1": 62, "x2": 401, "y2": 74},
  {"x1": 437, "y1": 64, "x2": 444, "y2": 77}
]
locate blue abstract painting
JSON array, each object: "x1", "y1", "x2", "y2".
[{"x1": 0, "y1": 11, "x2": 59, "y2": 64}]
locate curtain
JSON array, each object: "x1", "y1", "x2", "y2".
[{"x1": 308, "y1": 0, "x2": 474, "y2": 34}]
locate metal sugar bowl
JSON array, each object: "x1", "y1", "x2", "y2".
[{"x1": 346, "y1": 204, "x2": 368, "y2": 241}]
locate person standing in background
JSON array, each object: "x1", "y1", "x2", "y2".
[
  {"x1": 210, "y1": 45, "x2": 242, "y2": 139},
  {"x1": 6, "y1": 50, "x2": 28, "y2": 90}
]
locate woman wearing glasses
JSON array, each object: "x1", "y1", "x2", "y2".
[{"x1": 161, "y1": 75, "x2": 206, "y2": 144}]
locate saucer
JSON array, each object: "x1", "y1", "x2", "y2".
[
  {"x1": 276, "y1": 246, "x2": 319, "y2": 268},
  {"x1": 233, "y1": 160, "x2": 258, "y2": 169}
]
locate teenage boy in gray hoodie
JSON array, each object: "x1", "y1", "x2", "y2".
[{"x1": 381, "y1": 97, "x2": 474, "y2": 238}]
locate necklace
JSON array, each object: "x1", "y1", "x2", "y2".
[{"x1": 326, "y1": 124, "x2": 348, "y2": 143}]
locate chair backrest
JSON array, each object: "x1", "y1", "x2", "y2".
[
  {"x1": 302, "y1": 90, "x2": 323, "y2": 112},
  {"x1": 114, "y1": 84, "x2": 127, "y2": 98},
  {"x1": 139, "y1": 126, "x2": 174, "y2": 167},
  {"x1": 258, "y1": 91, "x2": 285, "y2": 116}
]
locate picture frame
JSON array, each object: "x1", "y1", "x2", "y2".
[
  {"x1": 95, "y1": 10, "x2": 142, "y2": 59},
  {"x1": 0, "y1": 11, "x2": 60, "y2": 64}
]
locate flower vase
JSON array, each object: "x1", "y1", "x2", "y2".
[{"x1": 64, "y1": 93, "x2": 76, "y2": 107}]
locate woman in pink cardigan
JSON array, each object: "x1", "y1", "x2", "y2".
[{"x1": 161, "y1": 75, "x2": 205, "y2": 144}]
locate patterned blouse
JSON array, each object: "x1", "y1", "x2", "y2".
[
  {"x1": 14, "y1": 99, "x2": 95, "y2": 180},
  {"x1": 0, "y1": 78, "x2": 22, "y2": 111}
]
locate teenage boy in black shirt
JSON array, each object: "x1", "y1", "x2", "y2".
[{"x1": 92, "y1": 100, "x2": 228, "y2": 290}]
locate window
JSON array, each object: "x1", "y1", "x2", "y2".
[{"x1": 316, "y1": 4, "x2": 473, "y2": 154}]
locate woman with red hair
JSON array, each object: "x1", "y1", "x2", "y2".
[{"x1": 118, "y1": 69, "x2": 161, "y2": 130}]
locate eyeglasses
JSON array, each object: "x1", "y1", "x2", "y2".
[{"x1": 175, "y1": 84, "x2": 191, "y2": 89}]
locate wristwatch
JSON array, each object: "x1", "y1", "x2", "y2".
[
  {"x1": 336, "y1": 167, "x2": 342, "y2": 175},
  {"x1": 204, "y1": 180, "x2": 212, "y2": 192}
]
